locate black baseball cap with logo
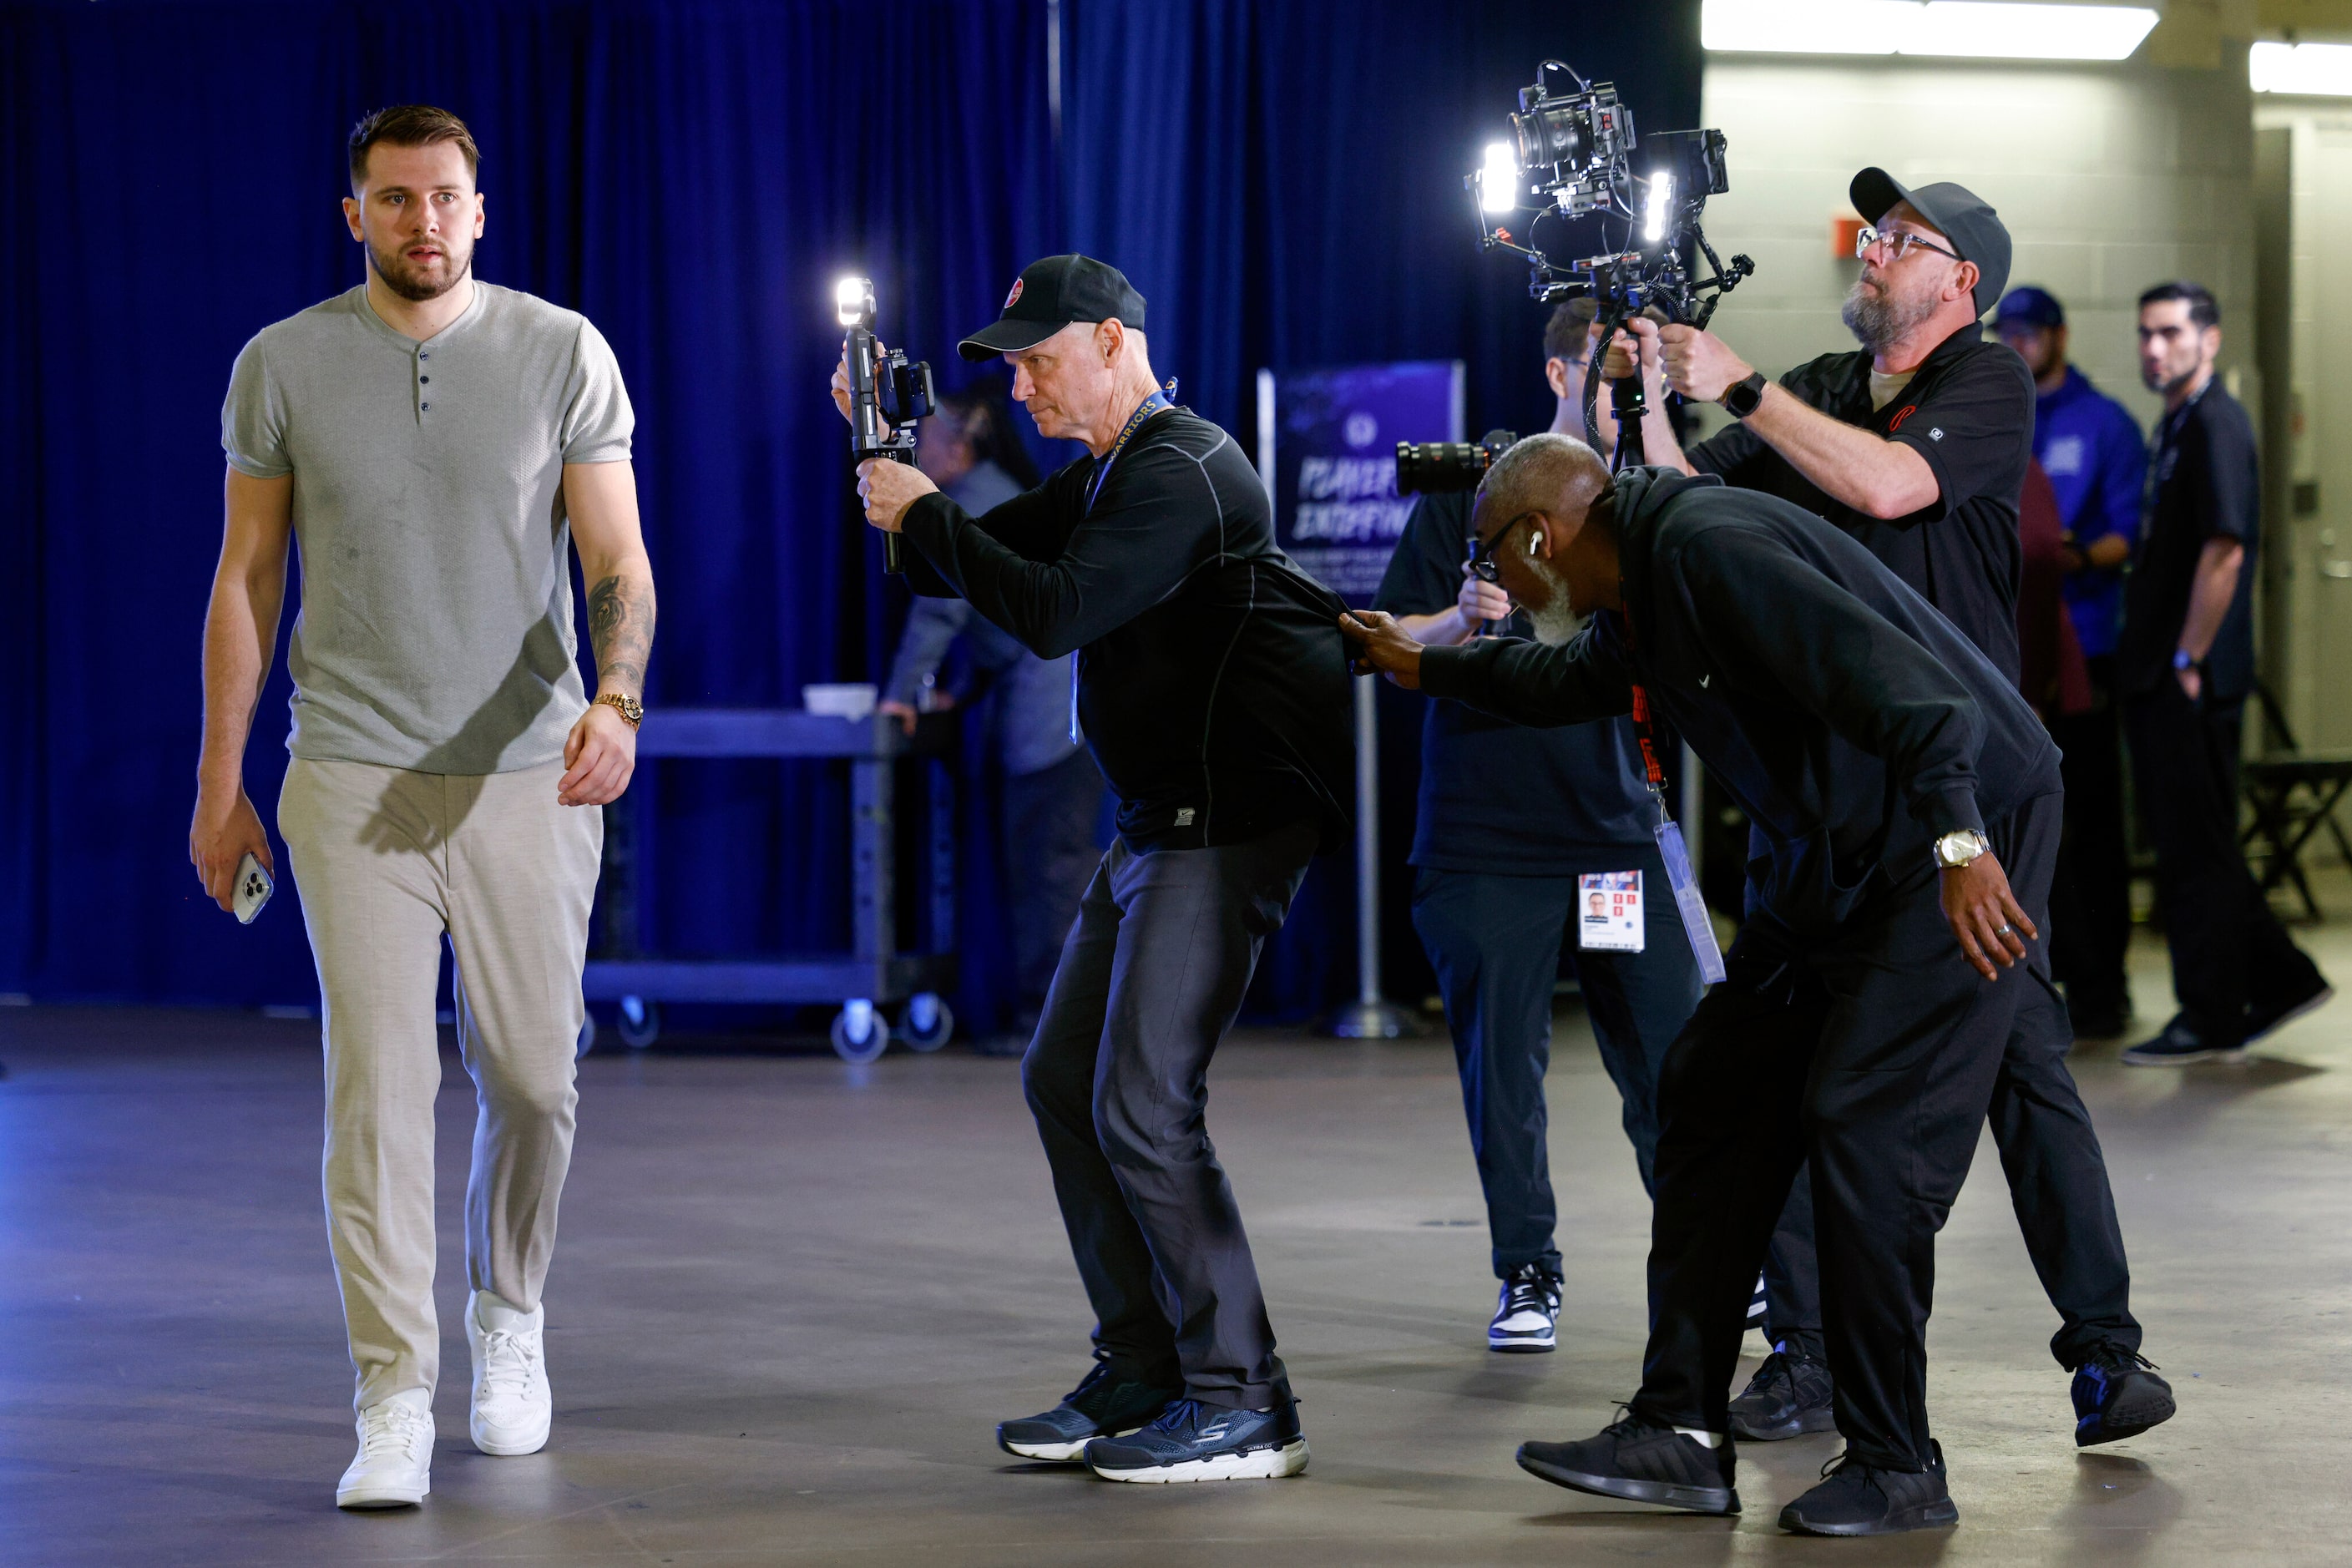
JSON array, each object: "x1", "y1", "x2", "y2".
[
  {"x1": 1849, "y1": 167, "x2": 2012, "y2": 317},
  {"x1": 957, "y1": 254, "x2": 1148, "y2": 362}
]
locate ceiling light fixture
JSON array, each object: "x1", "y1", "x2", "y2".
[{"x1": 1702, "y1": 0, "x2": 2159, "y2": 62}]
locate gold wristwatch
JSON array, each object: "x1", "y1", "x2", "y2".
[
  {"x1": 595, "y1": 692, "x2": 645, "y2": 730},
  {"x1": 1932, "y1": 829, "x2": 1990, "y2": 870}
]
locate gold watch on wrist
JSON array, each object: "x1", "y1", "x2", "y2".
[
  {"x1": 1933, "y1": 829, "x2": 1990, "y2": 870},
  {"x1": 595, "y1": 692, "x2": 645, "y2": 730}
]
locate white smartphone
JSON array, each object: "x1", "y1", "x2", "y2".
[{"x1": 233, "y1": 853, "x2": 275, "y2": 925}]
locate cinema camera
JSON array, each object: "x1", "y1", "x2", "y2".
[
  {"x1": 1398, "y1": 61, "x2": 1756, "y2": 482},
  {"x1": 1395, "y1": 430, "x2": 1519, "y2": 497},
  {"x1": 836, "y1": 276, "x2": 937, "y2": 574}
]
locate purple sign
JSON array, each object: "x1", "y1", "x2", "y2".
[{"x1": 1256, "y1": 361, "x2": 1464, "y2": 604}]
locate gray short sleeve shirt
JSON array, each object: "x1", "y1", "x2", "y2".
[{"x1": 222, "y1": 282, "x2": 634, "y2": 773}]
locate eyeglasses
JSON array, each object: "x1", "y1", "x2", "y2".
[
  {"x1": 1469, "y1": 513, "x2": 1535, "y2": 582},
  {"x1": 1854, "y1": 225, "x2": 1961, "y2": 266}
]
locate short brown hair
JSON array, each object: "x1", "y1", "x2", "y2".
[
  {"x1": 1543, "y1": 298, "x2": 1599, "y2": 364},
  {"x1": 348, "y1": 104, "x2": 481, "y2": 191}
]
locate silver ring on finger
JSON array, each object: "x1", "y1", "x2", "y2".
[{"x1": 1996, "y1": 923, "x2": 2015, "y2": 936}]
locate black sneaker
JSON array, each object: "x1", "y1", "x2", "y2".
[
  {"x1": 996, "y1": 1363, "x2": 1181, "y2": 1463},
  {"x1": 1083, "y1": 1396, "x2": 1308, "y2": 1483},
  {"x1": 1516, "y1": 1412, "x2": 1739, "y2": 1515},
  {"x1": 1727, "y1": 1347, "x2": 1837, "y2": 1441},
  {"x1": 1489, "y1": 1262, "x2": 1563, "y2": 1353},
  {"x1": 2120, "y1": 1017, "x2": 2243, "y2": 1066},
  {"x1": 2245, "y1": 978, "x2": 2334, "y2": 1045},
  {"x1": 2072, "y1": 1344, "x2": 2176, "y2": 1447},
  {"x1": 1778, "y1": 1442, "x2": 1958, "y2": 1535}
]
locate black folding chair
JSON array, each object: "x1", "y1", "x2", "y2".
[{"x1": 2239, "y1": 681, "x2": 2352, "y2": 921}]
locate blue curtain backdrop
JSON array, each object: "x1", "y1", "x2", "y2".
[{"x1": 1, "y1": 0, "x2": 1699, "y2": 1028}]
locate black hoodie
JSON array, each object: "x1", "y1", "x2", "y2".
[
  {"x1": 1419, "y1": 468, "x2": 2060, "y2": 932},
  {"x1": 898, "y1": 405, "x2": 1353, "y2": 853}
]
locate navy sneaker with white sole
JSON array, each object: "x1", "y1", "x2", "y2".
[
  {"x1": 1489, "y1": 1262, "x2": 1563, "y2": 1353},
  {"x1": 996, "y1": 1363, "x2": 1181, "y2": 1463},
  {"x1": 1083, "y1": 1396, "x2": 1308, "y2": 1483},
  {"x1": 2244, "y1": 979, "x2": 2334, "y2": 1045},
  {"x1": 2120, "y1": 1018, "x2": 2243, "y2": 1066},
  {"x1": 1516, "y1": 1413, "x2": 1740, "y2": 1515},
  {"x1": 2072, "y1": 1344, "x2": 2176, "y2": 1447}
]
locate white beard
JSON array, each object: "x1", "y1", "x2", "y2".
[{"x1": 1525, "y1": 559, "x2": 1591, "y2": 645}]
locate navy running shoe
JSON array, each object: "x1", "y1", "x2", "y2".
[
  {"x1": 1517, "y1": 1411, "x2": 1740, "y2": 1515},
  {"x1": 1083, "y1": 1396, "x2": 1308, "y2": 1483},
  {"x1": 997, "y1": 1363, "x2": 1181, "y2": 1463},
  {"x1": 1778, "y1": 1442, "x2": 1958, "y2": 1535},
  {"x1": 2072, "y1": 1344, "x2": 2176, "y2": 1447},
  {"x1": 2244, "y1": 978, "x2": 2334, "y2": 1045},
  {"x1": 2121, "y1": 1017, "x2": 2243, "y2": 1066},
  {"x1": 1489, "y1": 1262, "x2": 1563, "y2": 1353}
]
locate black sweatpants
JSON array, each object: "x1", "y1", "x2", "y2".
[
  {"x1": 1632, "y1": 794, "x2": 2060, "y2": 1472},
  {"x1": 2047, "y1": 656, "x2": 2133, "y2": 1017},
  {"x1": 1760, "y1": 959, "x2": 2140, "y2": 1371},
  {"x1": 2124, "y1": 689, "x2": 2324, "y2": 1044},
  {"x1": 1020, "y1": 821, "x2": 1317, "y2": 1411},
  {"x1": 1410, "y1": 856, "x2": 1705, "y2": 1280}
]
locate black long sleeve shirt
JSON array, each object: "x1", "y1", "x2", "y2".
[
  {"x1": 1419, "y1": 469, "x2": 2060, "y2": 933},
  {"x1": 898, "y1": 404, "x2": 1353, "y2": 853}
]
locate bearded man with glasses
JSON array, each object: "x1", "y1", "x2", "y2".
[{"x1": 1611, "y1": 169, "x2": 2169, "y2": 1459}]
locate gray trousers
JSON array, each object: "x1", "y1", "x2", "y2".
[
  {"x1": 277, "y1": 757, "x2": 600, "y2": 1411},
  {"x1": 1021, "y1": 821, "x2": 1318, "y2": 1411}
]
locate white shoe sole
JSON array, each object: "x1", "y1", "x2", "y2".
[
  {"x1": 336, "y1": 1479, "x2": 428, "y2": 1510},
  {"x1": 1001, "y1": 1436, "x2": 1090, "y2": 1462},
  {"x1": 1490, "y1": 1333, "x2": 1557, "y2": 1353},
  {"x1": 470, "y1": 1415, "x2": 551, "y2": 1457},
  {"x1": 1089, "y1": 1438, "x2": 1309, "y2": 1483}
]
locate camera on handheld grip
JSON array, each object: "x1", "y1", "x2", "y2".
[
  {"x1": 836, "y1": 276, "x2": 938, "y2": 574},
  {"x1": 1469, "y1": 61, "x2": 1755, "y2": 468}
]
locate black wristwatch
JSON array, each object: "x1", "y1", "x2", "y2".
[{"x1": 1721, "y1": 370, "x2": 1769, "y2": 419}]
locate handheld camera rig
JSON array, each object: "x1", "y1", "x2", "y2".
[
  {"x1": 837, "y1": 276, "x2": 937, "y2": 574},
  {"x1": 1469, "y1": 60, "x2": 1755, "y2": 469}
]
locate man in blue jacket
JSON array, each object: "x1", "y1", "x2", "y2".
[{"x1": 1995, "y1": 287, "x2": 2147, "y2": 1037}]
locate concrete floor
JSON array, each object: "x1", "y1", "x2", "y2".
[{"x1": 3, "y1": 914, "x2": 2350, "y2": 1566}]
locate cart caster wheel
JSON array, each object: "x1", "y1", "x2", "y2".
[
  {"x1": 899, "y1": 993, "x2": 954, "y2": 1052},
  {"x1": 617, "y1": 996, "x2": 662, "y2": 1050},
  {"x1": 576, "y1": 1013, "x2": 598, "y2": 1059},
  {"x1": 831, "y1": 999, "x2": 888, "y2": 1065}
]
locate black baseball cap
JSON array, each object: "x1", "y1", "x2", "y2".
[
  {"x1": 1995, "y1": 286, "x2": 2066, "y2": 329},
  {"x1": 1849, "y1": 167, "x2": 2011, "y2": 317},
  {"x1": 957, "y1": 254, "x2": 1148, "y2": 362}
]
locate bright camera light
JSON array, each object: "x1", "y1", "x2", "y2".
[
  {"x1": 1702, "y1": 0, "x2": 2157, "y2": 61},
  {"x1": 835, "y1": 276, "x2": 873, "y2": 327},
  {"x1": 1644, "y1": 172, "x2": 1676, "y2": 244},
  {"x1": 2251, "y1": 41, "x2": 2352, "y2": 95},
  {"x1": 1479, "y1": 141, "x2": 1519, "y2": 215}
]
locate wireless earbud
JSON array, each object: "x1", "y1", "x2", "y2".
[{"x1": 1529, "y1": 534, "x2": 1544, "y2": 553}]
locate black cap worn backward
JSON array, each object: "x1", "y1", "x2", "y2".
[
  {"x1": 1850, "y1": 167, "x2": 2011, "y2": 317},
  {"x1": 957, "y1": 255, "x2": 1148, "y2": 362}
]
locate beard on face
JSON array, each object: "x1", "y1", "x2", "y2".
[
  {"x1": 367, "y1": 230, "x2": 473, "y2": 303},
  {"x1": 1841, "y1": 269, "x2": 1940, "y2": 356},
  {"x1": 1524, "y1": 554, "x2": 1591, "y2": 646}
]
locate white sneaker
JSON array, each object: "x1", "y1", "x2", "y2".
[
  {"x1": 336, "y1": 1388, "x2": 434, "y2": 1509},
  {"x1": 1488, "y1": 1263, "x2": 1563, "y2": 1353},
  {"x1": 467, "y1": 1289, "x2": 552, "y2": 1456}
]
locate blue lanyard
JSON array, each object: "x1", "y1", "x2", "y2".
[{"x1": 1070, "y1": 385, "x2": 1176, "y2": 743}]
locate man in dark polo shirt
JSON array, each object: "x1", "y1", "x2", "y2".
[
  {"x1": 2117, "y1": 281, "x2": 2332, "y2": 1065},
  {"x1": 1373, "y1": 302, "x2": 1704, "y2": 1357},
  {"x1": 839, "y1": 255, "x2": 1352, "y2": 1484},
  {"x1": 1617, "y1": 169, "x2": 2160, "y2": 1452}
]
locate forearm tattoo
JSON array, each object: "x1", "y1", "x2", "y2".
[{"x1": 587, "y1": 572, "x2": 655, "y2": 697}]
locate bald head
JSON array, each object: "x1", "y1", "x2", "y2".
[{"x1": 1474, "y1": 432, "x2": 1611, "y2": 544}]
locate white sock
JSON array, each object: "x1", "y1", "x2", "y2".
[
  {"x1": 473, "y1": 1289, "x2": 534, "y2": 1331},
  {"x1": 1674, "y1": 1427, "x2": 1725, "y2": 1449}
]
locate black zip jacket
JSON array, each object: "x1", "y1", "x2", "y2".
[
  {"x1": 1419, "y1": 468, "x2": 2060, "y2": 932},
  {"x1": 898, "y1": 405, "x2": 1353, "y2": 853}
]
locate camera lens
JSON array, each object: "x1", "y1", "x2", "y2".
[{"x1": 1511, "y1": 102, "x2": 1591, "y2": 172}]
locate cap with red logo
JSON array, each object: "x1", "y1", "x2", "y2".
[{"x1": 958, "y1": 254, "x2": 1148, "y2": 362}]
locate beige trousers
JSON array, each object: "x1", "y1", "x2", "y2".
[{"x1": 277, "y1": 756, "x2": 601, "y2": 1411}]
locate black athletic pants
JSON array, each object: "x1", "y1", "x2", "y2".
[
  {"x1": 1410, "y1": 856, "x2": 1705, "y2": 1280},
  {"x1": 1760, "y1": 955, "x2": 2141, "y2": 1370},
  {"x1": 1631, "y1": 794, "x2": 2059, "y2": 1472},
  {"x1": 2047, "y1": 656, "x2": 2133, "y2": 1018},
  {"x1": 2124, "y1": 689, "x2": 2325, "y2": 1044},
  {"x1": 1002, "y1": 748, "x2": 1109, "y2": 1019},
  {"x1": 1021, "y1": 821, "x2": 1317, "y2": 1411}
]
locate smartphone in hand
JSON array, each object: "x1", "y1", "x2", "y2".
[{"x1": 234, "y1": 853, "x2": 275, "y2": 925}]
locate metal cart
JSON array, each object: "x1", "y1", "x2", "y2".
[{"x1": 582, "y1": 706, "x2": 957, "y2": 1062}]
